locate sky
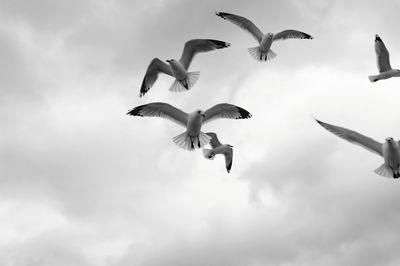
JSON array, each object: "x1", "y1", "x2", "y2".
[{"x1": 1, "y1": 0, "x2": 400, "y2": 265}]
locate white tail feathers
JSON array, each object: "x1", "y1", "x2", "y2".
[
  {"x1": 202, "y1": 149, "x2": 215, "y2": 160},
  {"x1": 374, "y1": 164, "x2": 392, "y2": 178},
  {"x1": 248, "y1": 47, "x2": 277, "y2": 62},
  {"x1": 169, "y1": 71, "x2": 200, "y2": 92},
  {"x1": 172, "y1": 131, "x2": 211, "y2": 151},
  {"x1": 368, "y1": 75, "x2": 379, "y2": 82}
]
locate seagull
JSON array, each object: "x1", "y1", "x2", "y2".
[
  {"x1": 127, "y1": 102, "x2": 251, "y2": 151},
  {"x1": 368, "y1": 34, "x2": 400, "y2": 82},
  {"x1": 203, "y1": 132, "x2": 233, "y2": 173},
  {"x1": 215, "y1": 12, "x2": 313, "y2": 62},
  {"x1": 139, "y1": 39, "x2": 230, "y2": 97},
  {"x1": 315, "y1": 118, "x2": 400, "y2": 178}
]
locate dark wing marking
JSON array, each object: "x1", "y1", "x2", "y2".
[
  {"x1": 127, "y1": 102, "x2": 188, "y2": 127},
  {"x1": 203, "y1": 103, "x2": 252, "y2": 124}
]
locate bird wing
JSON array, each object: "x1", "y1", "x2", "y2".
[
  {"x1": 272, "y1": 30, "x2": 313, "y2": 42},
  {"x1": 203, "y1": 104, "x2": 252, "y2": 124},
  {"x1": 224, "y1": 147, "x2": 233, "y2": 173},
  {"x1": 127, "y1": 102, "x2": 188, "y2": 127},
  {"x1": 375, "y1": 35, "x2": 392, "y2": 73},
  {"x1": 139, "y1": 58, "x2": 173, "y2": 97},
  {"x1": 205, "y1": 132, "x2": 222, "y2": 148},
  {"x1": 179, "y1": 39, "x2": 230, "y2": 70},
  {"x1": 315, "y1": 118, "x2": 383, "y2": 156},
  {"x1": 215, "y1": 12, "x2": 263, "y2": 43}
]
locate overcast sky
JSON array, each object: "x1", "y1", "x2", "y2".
[{"x1": 2, "y1": 0, "x2": 400, "y2": 265}]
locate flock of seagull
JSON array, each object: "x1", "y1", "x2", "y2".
[{"x1": 128, "y1": 12, "x2": 400, "y2": 177}]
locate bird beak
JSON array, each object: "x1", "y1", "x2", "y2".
[
  {"x1": 166, "y1": 59, "x2": 171, "y2": 63},
  {"x1": 201, "y1": 114, "x2": 205, "y2": 117}
]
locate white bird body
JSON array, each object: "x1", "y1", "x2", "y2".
[
  {"x1": 369, "y1": 34, "x2": 400, "y2": 82},
  {"x1": 127, "y1": 103, "x2": 251, "y2": 151},
  {"x1": 202, "y1": 132, "x2": 233, "y2": 172},
  {"x1": 139, "y1": 39, "x2": 230, "y2": 97},
  {"x1": 315, "y1": 118, "x2": 400, "y2": 178},
  {"x1": 216, "y1": 12, "x2": 313, "y2": 62},
  {"x1": 186, "y1": 111, "x2": 204, "y2": 137},
  {"x1": 382, "y1": 139, "x2": 400, "y2": 176}
]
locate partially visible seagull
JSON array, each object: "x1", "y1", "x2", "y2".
[
  {"x1": 315, "y1": 118, "x2": 400, "y2": 178},
  {"x1": 369, "y1": 34, "x2": 400, "y2": 82},
  {"x1": 127, "y1": 102, "x2": 251, "y2": 151},
  {"x1": 139, "y1": 39, "x2": 230, "y2": 97},
  {"x1": 215, "y1": 12, "x2": 313, "y2": 62},
  {"x1": 202, "y1": 132, "x2": 233, "y2": 173}
]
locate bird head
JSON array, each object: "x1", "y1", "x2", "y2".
[
  {"x1": 196, "y1": 110, "x2": 205, "y2": 118},
  {"x1": 166, "y1": 59, "x2": 174, "y2": 64},
  {"x1": 386, "y1": 137, "x2": 394, "y2": 143}
]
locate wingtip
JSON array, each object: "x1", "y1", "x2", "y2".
[
  {"x1": 375, "y1": 34, "x2": 383, "y2": 43},
  {"x1": 237, "y1": 107, "x2": 252, "y2": 119},
  {"x1": 126, "y1": 106, "x2": 143, "y2": 116}
]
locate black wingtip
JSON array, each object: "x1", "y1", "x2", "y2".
[
  {"x1": 236, "y1": 107, "x2": 252, "y2": 119},
  {"x1": 375, "y1": 34, "x2": 383, "y2": 43},
  {"x1": 215, "y1": 12, "x2": 225, "y2": 18},
  {"x1": 207, "y1": 39, "x2": 231, "y2": 49},
  {"x1": 226, "y1": 161, "x2": 232, "y2": 173},
  {"x1": 127, "y1": 105, "x2": 144, "y2": 116}
]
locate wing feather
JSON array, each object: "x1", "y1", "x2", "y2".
[
  {"x1": 224, "y1": 148, "x2": 233, "y2": 173},
  {"x1": 203, "y1": 104, "x2": 252, "y2": 124},
  {"x1": 127, "y1": 102, "x2": 188, "y2": 127},
  {"x1": 179, "y1": 39, "x2": 230, "y2": 70},
  {"x1": 216, "y1": 12, "x2": 263, "y2": 43},
  {"x1": 272, "y1": 30, "x2": 313, "y2": 42},
  {"x1": 139, "y1": 58, "x2": 173, "y2": 97},
  {"x1": 315, "y1": 118, "x2": 383, "y2": 156},
  {"x1": 206, "y1": 132, "x2": 222, "y2": 148},
  {"x1": 375, "y1": 35, "x2": 392, "y2": 73}
]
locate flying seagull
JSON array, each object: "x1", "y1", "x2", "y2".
[
  {"x1": 203, "y1": 132, "x2": 233, "y2": 173},
  {"x1": 368, "y1": 34, "x2": 400, "y2": 82},
  {"x1": 139, "y1": 39, "x2": 230, "y2": 97},
  {"x1": 315, "y1": 118, "x2": 400, "y2": 178},
  {"x1": 215, "y1": 12, "x2": 313, "y2": 62},
  {"x1": 127, "y1": 102, "x2": 251, "y2": 151}
]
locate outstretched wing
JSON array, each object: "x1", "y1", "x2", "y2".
[
  {"x1": 272, "y1": 30, "x2": 313, "y2": 42},
  {"x1": 215, "y1": 12, "x2": 263, "y2": 43},
  {"x1": 315, "y1": 118, "x2": 383, "y2": 156},
  {"x1": 375, "y1": 34, "x2": 392, "y2": 73},
  {"x1": 127, "y1": 102, "x2": 188, "y2": 127},
  {"x1": 139, "y1": 58, "x2": 173, "y2": 97},
  {"x1": 179, "y1": 39, "x2": 230, "y2": 70},
  {"x1": 203, "y1": 104, "x2": 252, "y2": 124},
  {"x1": 224, "y1": 147, "x2": 233, "y2": 173},
  {"x1": 206, "y1": 132, "x2": 222, "y2": 148}
]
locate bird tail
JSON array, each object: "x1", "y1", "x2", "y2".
[
  {"x1": 374, "y1": 164, "x2": 393, "y2": 178},
  {"x1": 169, "y1": 71, "x2": 200, "y2": 92},
  {"x1": 368, "y1": 75, "x2": 379, "y2": 82},
  {"x1": 202, "y1": 148, "x2": 215, "y2": 160},
  {"x1": 248, "y1": 46, "x2": 277, "y2": 62},
  {"x1": 172, "y1": 131, "x2": 211, "y2": 151}
]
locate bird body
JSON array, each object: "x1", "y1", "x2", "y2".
[
  {"x1": 202, "y1": 132, "x2": 233, "y2": 173},
  {"x1": 315, "y1": 118, "x2": 400, "y2": 179},
  {"x1": 127, "y1": 103, "x2": 251, "y2": 151}
]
